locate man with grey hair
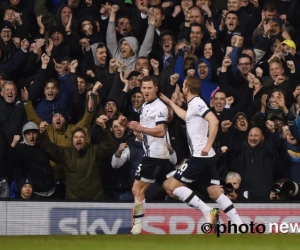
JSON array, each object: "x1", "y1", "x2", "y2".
[{"x1": 224, "y1": 171, "x2": 243, "y2": 201}]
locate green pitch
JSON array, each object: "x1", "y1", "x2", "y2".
[{"x1": 1, "y1": 234, "x2": 299, "y2": 250}]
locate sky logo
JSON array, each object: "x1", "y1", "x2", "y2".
[{"x1": 50, "y1": 208, "x2": 131, "y2": 235}]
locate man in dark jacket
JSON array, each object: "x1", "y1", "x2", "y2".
[
  {"x1": 11, "y1": 121, "x2": 56, "y2": 198},
  {"x1": 39, "y1": 116, "x2": 113, "y2": 200},
  {"x1": 232, "y1": 124, "x2": 280, "y2": 200}
]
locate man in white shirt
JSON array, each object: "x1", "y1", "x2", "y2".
[
  {"x1": 160, "y1": 75, "x2": 244, "y2": 227},
  {"x1": 119, "y1": 75, "x2": 176, "y2": 234}
]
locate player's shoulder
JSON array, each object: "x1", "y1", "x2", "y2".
[{"x1": 152, "y1": 98, "x2": 167, "y2": 109}]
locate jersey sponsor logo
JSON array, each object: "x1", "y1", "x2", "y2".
[
  {"x1": 198, "y1": 104, "x2": 205, "y2": 111},
  {"x1": 158, "y1": 112, "x2": 165, "y2": 118},
  {"x1": 50, "y1": 208, "x2": 131, "y2": 235}
]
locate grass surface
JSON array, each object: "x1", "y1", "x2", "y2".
[{"x1": 1, "y1": 234, "x2": 300, "y2": 250}]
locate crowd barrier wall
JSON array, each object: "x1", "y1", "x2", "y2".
[{"x1": 0, "y1": 202, "x2": 299, "y2": 235}]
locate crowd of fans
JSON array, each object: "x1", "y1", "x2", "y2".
[{"x1": 1, "y1": 0, "x2": 300, "y2": 201}]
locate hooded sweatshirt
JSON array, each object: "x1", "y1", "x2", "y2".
[
  {"x1": 13, "y1": 122, "x2": 55, "y2": 193},
  {"x1": 195, "y1": 58, "x2": 219, "y2": 104},
  {"x1": 106, "y1": 20, "x2": 155, "y2": 71}
]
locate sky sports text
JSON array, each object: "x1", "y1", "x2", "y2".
[{"x1": 205, "y1": 222, "x2": 300, "y2": 237}]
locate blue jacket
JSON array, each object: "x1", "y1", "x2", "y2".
[
  {"x1": 35, "y1": 74, "x2": 73, "y2": 123},
  {"x1": 195, "y1": 58, "x2": 219, "y2": 104}
]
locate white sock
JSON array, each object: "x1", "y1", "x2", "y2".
[
  {"x1": 216, "y1": 194, "x2": 242, "y2": 224},
  {"x1": 173, "y1": 186, "x2": 212, "y2": 214},
  {"x1": 133, "y1": 199, "x2": 145, "y2": 225}
]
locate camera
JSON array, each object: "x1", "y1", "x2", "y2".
[
  {"x1": 224, "y1": 183, "x2": 234, "y2": 195},
  {"x1": 271, "y1": 180, "x2": 300, "y2": 199},
  {"x1": 281, "y1": 180, "x2": 300, "y2": 197}
]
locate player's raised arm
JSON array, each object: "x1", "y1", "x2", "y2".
[{"x1": 159, "y1": 93, "x2": 186, "y2": 121}]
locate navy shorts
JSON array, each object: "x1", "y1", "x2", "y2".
[
  {"x1": 135, "y1": 157, "x2": 176, "y2": 184},
  {"x1": 173, "y1": 156, "x2": 220, "y2": 188}
]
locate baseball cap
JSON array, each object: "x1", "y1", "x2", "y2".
[{"x1": 282, "y1": 39, "x2": 296, "y2": 50}]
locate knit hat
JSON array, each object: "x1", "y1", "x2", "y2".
[
  {"x1": 17, "y1": 177, "x2": 33, "y2": 194},
  {"x1": 53, "y1": 107, "x2": 69, "y2": 123},
  {"x1": 49, "y1": 25, "x2": 65, "y2": 37},
  {"x1": 270, "y1": 17, "x2": 283, "y2": 30},
  {"x1": 104, "y1": 97, "x2": 119, "y2": 110},
  {"x1": 232, "y1": 112, "x2": 247, "y2": 124},
  {"x1": 59, "y1": 56, "x2": 73, "y2": 63},
  {"x1": 0, "y1": 20, "x2": 14, "y2": 35}
]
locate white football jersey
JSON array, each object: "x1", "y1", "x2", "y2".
[
  {"x1": 140, "y1": 98, "x2": 170, "y2": 159},
  {"x1": 186, "y1": 96, "x2": 216, "y2": 157}
]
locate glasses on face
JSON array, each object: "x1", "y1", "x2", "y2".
[
  {"x1": 238, "y1": 63, "x2": 251, "y2": 67},
  {"x1": 106, "y1": 102, "x2": 116, "y2": 107},
  {"x1": 236, "y1": 117, "x2": 246, "y2": 122},
  {"x1": 1, "y1": 30, "x2": 12, "y2": 34},
  {"x1": 198, "y1": 65, "x2": 208, "y2": 69}
]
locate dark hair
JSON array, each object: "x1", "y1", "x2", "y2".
[
  {"x1": 142, "y1": 75, "x2": 158, "y2": 87},
  {"x1": 116, "y1": 15, "x2": 131, "y2": 27},
  {"x1": 76, "y1": 72, "x2": 88, "y2": 84},
  {"x1": 263, "y1": 0, "x2": 277, "y2": 12},
  {"x1": 238, "y1": 53, "x2": 253, "y2": 64},
  {"x1": 4, "y1": 5, "x2": 18, "y2": 13},
  {"x1": 190, "y1": 23, "x2": 203, "y2": 33},
  {"x1": 45, "y1": 78, "x2": 60, "y2": 89},
  {"x1": 270, "y1": 88, "x2": 286, "y2": 99},
  {"x1": 226, "y1": 10, "x2": 239, "y2": 19},
  {"x1": 152, "y1": 5, "x2": 165, "y2": 16},
  {"x1": 160, "y1": 30, "x2": 175, "y2": 44},
  {"x1": 212, "y1": 90, "x2": 227, "y2": 98}
]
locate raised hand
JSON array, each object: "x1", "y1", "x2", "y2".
[
  {"x1": 148, "y1": 7, "x2": 155, "y2": 26},
  {"x1": 265, "y1": 120, "x2": 275, "y2": 133},
  {"x1": 261, "y1": 94, "x2": 268, "y2": 109},
  {"x1": 86, "y1": 70, "x2": 95, "y2": 78},
  {"x1": 255, "y1": 67, "x2": 263, "y2": 78},
  {"x1": 187, "y1": 69, "x2": 195, "y2": 76},
  {"x1": 21, "y1": 87, "x2": 29, "y2": 102},
  {"x1": 111, "y1": 4, "x2": 120, "y2": 15},
  {"x1": 79, "y1": 38, "x2": 90, "y2": 50},
  {"x1": 170, "y1": 73, "x2": 180, "y2": 86},
  {"x1": 65, "y1": 14, "x2": 73, "y2": 33},
  {"x1": 46, "y1": 39, "x2": 53, "y2": 56},
  {"x1": 87, "y1": 94, "x2": 94, "y2": 112},
  {"x1": 221, "y1": 120, "x2": 232, "y2": 132},
  {"x1": 226, "y1": 96, "x2": 234, "y2": 106},
  {"x1": 118, "y1": 115, "x2": 128, "y2": 126},
  {"x1": 41, "y1": 53, "x2": 50, "y2": 66},
  {"x1": 96, "y1": 115, "x2": 108, "y2": 128},
  {"x1": 205, "y1": 21, "x2": 216, "y2": 38},
  {"x1": 150, "y1": 59, "x2": 159, "y2": 71},
  {"x1": 21, "y1": 39, "x2": 29, "y2": 51},
  {"x1": 116, "y1": 143, "x2": 128, "y2": 155},
  {"x1": 40, "y1": 121, "x2": 49, "y2": 133},
  {"x1": 70, "y1": 59, "x2": 79, "y2": 72},
  {"x1": 53, "y1": 59, "x2": 64, "y2": 75},
  {"x1": 37, "y1": 15, "x2": 45, "y2": 34},
  {"x1": 11, "y1": 135, "x2": 21, "y2": 147},
  {"x1": 93, "y1": 81, "x2": 102, "y2": 93}
]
